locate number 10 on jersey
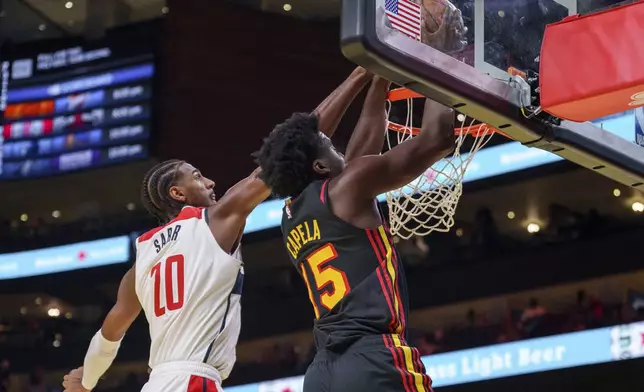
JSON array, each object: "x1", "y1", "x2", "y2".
[{"x1": 151, "y1": 254, "x2": 185, "y2": 317}]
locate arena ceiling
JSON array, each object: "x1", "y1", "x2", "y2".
[{"x1": 0, "y1": 0, "x2": 340, "y2": 43}]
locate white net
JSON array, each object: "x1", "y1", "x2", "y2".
[{"x1": 384, "y1": 98, "x2": 495, "y2": 239}]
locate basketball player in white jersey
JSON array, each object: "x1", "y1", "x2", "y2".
[{"x1": 61, "y1": 66, "x2": 375, "y2": 392}]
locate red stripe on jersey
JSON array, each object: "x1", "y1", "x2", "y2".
[
  {"x1": 186, "y1": 375, "x2": 202, "y2": 392},
  {"x1": 138, "y1": 207, "x2": 204, "y2": 243},
  {"x1": 383, "y1": 335, "x2": 414, "y2": 392},
  {"x1": 413, "y1": 346, "x2": 433, "y2": 391},
  {"x1": 367, "y1": 229, "x2": 399, "y2": 333},
  {"x1": 186, "y1": 375, "x2": 218, "y2": 392},
  {"x1": 205, "y1": 378, "x2": 219, "y2": 391},
  {"x1": 319, "y1": 180, "x2": 330, "y2": 203}
]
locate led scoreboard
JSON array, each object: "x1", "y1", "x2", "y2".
[{"x1": 0, "y1": 36, "x2": 155, "y2": 180}]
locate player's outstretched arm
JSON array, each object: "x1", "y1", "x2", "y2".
[
  {"x1": 207, "y1": 168, "x2": 270, "y2": 253},
  {"x1": 314, "y1": 67, "x2": 372, "y2": 137},
  {"x1": 205, "y1": 68, "x2": 370, "y2": 253},
  {"x1": 71, "y1": 267, "x2": 141, "y2": 391},
  {"x1": 344, "y1": 76, "x2": 391, "y2": 162},
  {"x1": 334, "y1": 99, "x2": 455, "y2": 202}
]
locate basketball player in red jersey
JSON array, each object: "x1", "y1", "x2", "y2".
[
  {"x1": 255, "y1": 79, "x2": 455, "y2": 392},
  {"x1": 61, "y1": 67, "x2": 375, "y2": 392}
]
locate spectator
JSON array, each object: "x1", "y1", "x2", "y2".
[
  {"x1": 519, "y1": 298, "x2": 546, "y2": 336},
  {"x1": 521, "y1": 298, "x2": 546, "y2": 322}
]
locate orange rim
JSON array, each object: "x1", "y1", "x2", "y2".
[{"x1": 387, "y1": 87, "x2": 507, "y2": 137}]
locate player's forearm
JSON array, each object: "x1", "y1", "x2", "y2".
[
  {"x1": 345, "y1": 77, "x2": 391, "y2": 161},
  {"x1": 378, "y1": 99, "x2": 455, "y2": 191},
  {"x1": 81, "y1": 329, "x2": 123, "y2": 390},
  {"x1": 314, "y1": 67, "x2": 371, "y2": 137},
  {"x1": 413, "y1": 98, "x2": 455, "y2": 160},
  {"x1": 219, "y1": 168, "x2": 270, "y2": 215}
]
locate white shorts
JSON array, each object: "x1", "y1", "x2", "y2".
[{"x1": 142, "y1": 361, "x2": 223, "y2": 392}]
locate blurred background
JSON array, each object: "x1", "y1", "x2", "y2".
[{"x1": 1, "y1": 0, "x2": 644, "y2": 392}]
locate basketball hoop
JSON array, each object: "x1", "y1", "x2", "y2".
[{"x1": 384, "y1": 88, "x2": 504, "y2": 239}]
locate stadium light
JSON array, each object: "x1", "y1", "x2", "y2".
[
  {"x1": 47, "y1": 307, "x2": 61, "y2": 317},
  {"x1": 283, "y1": 4, "x2": 292, "y2": 11},
  {"x1": 632, "y1": 202, "x2": 644, "y2": 212},
  {"x1": 527, "y1": 223, "x2": 540, "y2": 234}
]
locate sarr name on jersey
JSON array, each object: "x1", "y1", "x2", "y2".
[{"x1": 154, "y1": 225, "x2": 182, "y2": 253}]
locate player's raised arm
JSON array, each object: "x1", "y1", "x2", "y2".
[
  {"x1": 207, "y1": 168, "x2": 270, "y2": 253},
  {"x1": 344, "y1": 76, "x2": 391, "y2": 161},
  {"x1": 65, "y1": 267, "x2": 141, "y2": 391},
  {"x1": 314, "y1": 67, "x2": 372, "y2": 137},
  {"x1": 334, "y1": 99, "x2": 455, "y2": 202},
  {"x1": 207, "y1": 68, "x2": 371, "y2": 252}
]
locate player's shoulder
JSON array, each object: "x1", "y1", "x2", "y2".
[
  {"x1": 301, "y1": 180, "x2": 328, "y2": 200},
  {"x1": 137, "y1": 206, "x2": 207, "y2": 244},
  {"x1": 287, "y1": 180, "x2": 328, "y2": 212}
]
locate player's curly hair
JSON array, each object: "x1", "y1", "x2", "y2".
[
  {"x1": 141, "y1": 159, "x2": 186, "y2": 224},
  {"x1": 254, "y1": 112, "x2": 326, "y2": 199}
]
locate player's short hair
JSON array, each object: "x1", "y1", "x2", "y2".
[
  {"x1": 255, "y1": 112, "x2": 325, "y2": 198},
  {"x1": 141, "y1": 159, "x2": 185, "y2": 223}
]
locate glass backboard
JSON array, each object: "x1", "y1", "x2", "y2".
[{"x1": 341, "y1": 0, "x2": 644, "y2": 190}]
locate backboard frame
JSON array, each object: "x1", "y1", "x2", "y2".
[{"x1": 340, "y1": 0, "x2": 644, "y2": 190}]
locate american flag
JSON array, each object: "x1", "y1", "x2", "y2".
[{"x1": 385, "y1": 0, "x2": 422, "y2": 41}]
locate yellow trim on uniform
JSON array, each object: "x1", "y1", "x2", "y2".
[
  {"x1": 300, "y1": 264, "x2": 320, "y2": 319},
  {"x1": 392, "y1": 334, "x2": 427, "y2": 392},
  {"x1": 378, "y1": 226, "x2": 403, "y2": 334}
]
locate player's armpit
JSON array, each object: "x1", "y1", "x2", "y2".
[
  {"x1": 207, "y1": 168, "x2": 270, "y2": 253},
  {"x1": 344, "y1": 76, "x2": 391, "y2": 162},
  {"x1": 334, "y1": 99, "x2": 455, "y2": 201},
  {"x1": 314, "y1": 67, "x2": 371, "y2": 138}
]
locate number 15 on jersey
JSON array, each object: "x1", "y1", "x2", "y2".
[{"x1": 300, "y1": 243, "x2": 350, "y2": 318}]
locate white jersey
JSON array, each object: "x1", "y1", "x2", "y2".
[{"x1": 135, "y1": 206, "x2": 243, "y2": 381}]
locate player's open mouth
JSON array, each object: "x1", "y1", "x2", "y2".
[{"x1": 210, "y1": 193, "x2": 217, "y2": 201}]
